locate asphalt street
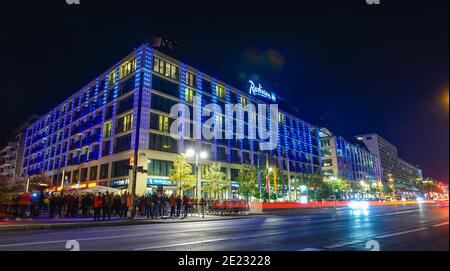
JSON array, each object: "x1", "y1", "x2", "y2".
[{"x1": 0, "y1": 203, "x2": 447, "y2": 251}]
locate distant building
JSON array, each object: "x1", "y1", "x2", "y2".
[
  {"x1": 0, "y1": 115, "x2": 40, "y2": 179},
  {"x1": 319, "y1": 128, "x2": 382, "y2": 190},
  {"x1": 356, "y1": 133, "x2": 421, "y2": 194}
]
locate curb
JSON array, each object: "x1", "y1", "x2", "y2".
[{"x1": 0, "y1": 215, "x2": 254, "y2": 232}]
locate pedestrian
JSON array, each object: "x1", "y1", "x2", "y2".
[
  {"x1": 120, "y1": 192, "x2": 127, "y2": 218},
  {"x1": 169, "y1": 194, "x2": 176, "y2": 217},
  {"x1": 183, "y1": 196, "x2": 189, "y2": 218},
  {"x1": 126, "y1": 192, "x2": 132, "y2": 218},
  {"x1": 200, "y1": 197, "x2": 205, "y2": 218},
  {"x1": 93, "y1": 192, "x2": 103, "y2": 221},
  {"x1": 102, "y1": 191, "x2": 112, "y2": 221},
  {"x1": 176, "y1": 195, "x2": 182, "y2": 217},
  {"x1": 151, "y1": 192, "x2": 158, "y2": 219}
]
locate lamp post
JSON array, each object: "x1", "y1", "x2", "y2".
[{"x1": 185, "y1": 148, "x2": 208, "y2": 200}]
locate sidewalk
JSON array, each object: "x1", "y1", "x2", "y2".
[{"x1": 0, "y1": 214, "x2": 250, "y2": 231}]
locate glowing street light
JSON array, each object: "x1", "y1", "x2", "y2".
[{"x1": 185, "y1": 148, "x2": 208, "y2": 200}]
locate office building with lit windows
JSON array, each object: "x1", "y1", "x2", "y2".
[
  {"x1": 356, "y1": 133, "x2": 422, "y2": 193},
  {"x1": 319, "y1": 128, "x2": 382, "y2": 195},
  {"x1": 20, "y1": 40, "x2": 322, "y2": 197}
]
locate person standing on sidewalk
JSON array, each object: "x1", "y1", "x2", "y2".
[
  {"x1": 200, "y1": 197, "x2": 205, "y2": 218},
  {"x1": 126, "y1": 192, "x2": 132, "y2": 219},
  {"x1": 182, "y1": 196, "x2": 189, "y2": 218},
  {"x1": 169, "y1": 194, "x2": 176, "y2": 217},
  {"x1": 93, "y1": 192, "x2": 103, "y2": 221},
  {"x1": 176, "y1": 195, "x2": 182, "y2": 217},
  {"x1": 102, "y1": 191, "x2": 112, "y2": 221}
]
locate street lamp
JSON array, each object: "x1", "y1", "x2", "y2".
[{"x1": 185, "y1": 148, "x2": 208, "y2": 200}]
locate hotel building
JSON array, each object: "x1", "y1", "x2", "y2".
[{"x1": 19, "y1": 42, "x2": 322, "y2": 197}]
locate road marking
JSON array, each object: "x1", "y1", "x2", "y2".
[
  {"x1": 374, "y1": 227, "x2": 428, "y2": 239},
  {"x1": 297, "y1": 248, "x2": 323, "y2": 251},
  {"x1": 0, "y1": 231, "x2": 172, "y2": 248},
  {"x1": 324, "y1": 240, "x2": 363, "y2": 249},
  {"x1": 431, "y1": 222, "x2": 449, "y2": 227},
  {"x1": 133, "y1": 231, "x2": 286, "y2": 251},
  {"x1": 377, "y1": 210, "x2": 419, "y2": 217}
]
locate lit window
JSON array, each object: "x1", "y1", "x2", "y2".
[
  {"x1": 153, "y1": 56, "x2": 179, "y2": 80},
  {"x1": 278, "y1": 112, "x2": 284, "y2": 123},
  {"x1": 120, "y1": 58, "x2": 137, "y2": 79},
  {"x1": 103, "y1": 121, "x2": 112, "y2": 138},
  {"x1": 108, "y1": 70, "x2": 116, "y2": 87},
  {"x1": 185, "y1": 88, "x2": 195, "y2": 103},
  {"x1": 186, "y1": 72, "x2": 197, "y2": 88},
  {"x1": 240, "y1": 96, "x2": 248, "y2": 106},
  {"x1": 216, "y1": 85, "x2": 226, "y2": 99},
  {"x1": 123, "y1": 114, "x2": 132, "y2": 132},
  {"x1": 158, "y1": 115, "x2": 169, "y2": 132}
]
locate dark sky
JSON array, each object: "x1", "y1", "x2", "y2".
[{"x1": 1, "y1": 0, "x2": 448, "y2": 182}]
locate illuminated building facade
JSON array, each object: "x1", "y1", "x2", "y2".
[
  {"x1": 20, "y1": 42, "x2": 322, "y2": 197},
  {"x1": 319, "y1": 128, "x2": 382, "y2": 193}
]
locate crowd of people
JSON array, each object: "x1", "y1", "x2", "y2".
[{"x1": 0, "y1": 190, "x2": 239, "y2": 220}]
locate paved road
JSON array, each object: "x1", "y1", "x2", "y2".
[{"x1": 0, "y1": 203, "x2": 447, "y2": 251}]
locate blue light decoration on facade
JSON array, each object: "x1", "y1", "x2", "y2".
[
  {"x1": 57, "y1": 102, "x2": 68, "y2": 170},
  {"x1": 64, "y1": 96, "x2": 75, "y2": 167},
  {"x1": 109, "y1": 66, "x2": 120, "y2": 155},
  {"x1": 21, "y1": 127, "x2": 30, "y2": 177},
  {"x1": 225, "y1": 84, "x2": 232, "y2": 163},
  {"x1": 139, "y1": 45, "x2": 152, "y2": 150},
  {"x1": 236, "y1": 91, "x2": 244, "y2": 164},
  {"x1": 289, "y1": 117, "x2": 298, "y2": 173},
  {"x1": 195, "y1": 71, "x2": 203, "y2": 149},
  {"x1": 131, "y1": 47, "x2": 143, "y2": 150},
  {"x1": 179, "y1": 63, "x2": 187, "y2": 153},
  {"x1": 98, "y1": 73, "x2": 110, "y2": 159},
  {"x1": 211, "y1": 78, "x2": 218, "y2": 161}
]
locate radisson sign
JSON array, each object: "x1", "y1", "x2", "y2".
[{"x1": 248, "y1": 80, "x2": 276, "y2": 102}]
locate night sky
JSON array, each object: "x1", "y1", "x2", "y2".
[{"x1": 1, "y1": 0, "x2": 448, "y2": 182}]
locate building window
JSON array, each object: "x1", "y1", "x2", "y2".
[
  {"x1": 148, "y1": 133, "x2": 178, "y2": 153},
  {"x1": 120, "y1": 58, "x2": 137, "y2": 79},
  {"x1": 216, "y1": 85, "x2": 226, "y2": 99},
  {"x1": 114, "y1": 133, "x2": 132, "y2": 153},
  {"x1": 186, "y1": 71, "x2": 197, "y2": 88},
  {"x1": 185, "y1": 87, "x2": 195, "y2": 103},
  {"x1": 100, "y1": 163, "x2": 109, "y2": 179},
  {"x1": 89, "y1": 166, "x2": 98, "y2": 180},
  {"x1": 116, "y1": 114, "x2": 132, "y2": 133},
  {"x1": 103, "y1": 121, "x2": 112, "y2": 138},
  {"x1": 147, "y1": 159, "x2": 173, "y2": 176},
  {"x1": 153, "y1": 56, "x2": 179, "y2": 80},
  {"x1": 81, "y1": 168, "x2": 88, "y2": 182},
  {"x1": 240, "y1": 96, "x2": 248, "y2": 106},
  {"x1": 108, "y1": 70, "x2": 116, "y2": 87},
  {"x1": 158, "y1": 115, "x2": 170, "y2": 133},
  {"x1": 111, "y1": 159, "x2": 130, "y2": 178},
  {"x1": 278, "y1": 112, "x2": 284, "y2": 123},
  {"x1": 323, "y1": 159, "x2": 333, "y2": 167}
]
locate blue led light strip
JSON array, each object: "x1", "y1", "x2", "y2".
[
  {"x1": 178, "y1": 63, "x2": 187, "y2": 153},
  {"x1": 131, "y1": 48, "x2": 143, "y2": 150},
  {"x1": 138, "y1": 46, "x2": 152, "y2": 150},
  {"x1": 211, "y1": 78, "x2": 218, "y2": 161}
]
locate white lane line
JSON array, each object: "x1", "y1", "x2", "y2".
[
  {"x1": 297, "y1": 248, "x2": 323, "y2": 251},
  {"x1": 374, "y1": 227, "x2": 428, "y2": 239},
  {"x1": 324, "y1": 240, "x2": 363, "y2": 249},
  {"x1": 0, "y1": 231, "x2": 171, "y2": 248},
  {"x1": 376, "y1": 210, "x2": 419, "y2": 217},
  {"x1": 133, "y1": 231, "x2": 286, "y2": 251},
  {"x1": 431, "y1": 222, "x2": 449, "y2": 227}
]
